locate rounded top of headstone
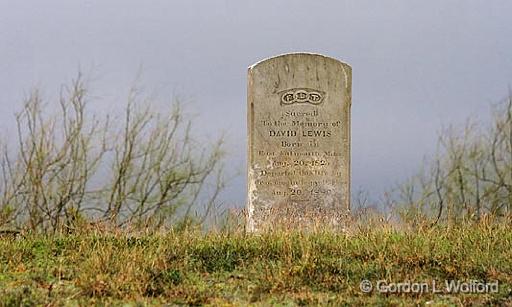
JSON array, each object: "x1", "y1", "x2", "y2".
[{"x1": 248, "y1": 52, "x2": 351, "y2": 71}]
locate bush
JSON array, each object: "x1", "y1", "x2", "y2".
[
  {"x1": 392, "y1": 95, "x2": 512, "y2": 224},
  {"x1": 0, "y1": 74, "x2": 226, "y2": 232}
]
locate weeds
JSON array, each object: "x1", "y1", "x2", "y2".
[{"x1": 0, "y1": 220, "x2": 511, "y2": 305}]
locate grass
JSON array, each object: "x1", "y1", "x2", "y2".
[{"x1": 0, "y1": 220, "x2": 511, "y2": 306}]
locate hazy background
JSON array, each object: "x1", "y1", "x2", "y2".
[{"x1": 1, "y1": 0, "x2": 512, "y2": 207}]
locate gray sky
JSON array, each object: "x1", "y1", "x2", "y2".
[{"x1": 1, "y1": 1, "x2": 512, "y2": 206}]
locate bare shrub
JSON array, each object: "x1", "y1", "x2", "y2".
[
  {"x1": 0, "y1": 75, "x2": 225, "y2": 232},
  {"x1": 392, "y1": 95, "x2": 512, "y2": 224}
]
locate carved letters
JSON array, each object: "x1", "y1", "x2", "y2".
[
  {"x1": 279, "y1": 88, "x2": 325, "y2": 106},
  {"x1": 247, "y1": 53, "x2": 352, "y2": 232}
]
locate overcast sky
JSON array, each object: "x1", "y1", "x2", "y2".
[{"x1": 1, "y1": 1, "x2": 512, "y2": 207}]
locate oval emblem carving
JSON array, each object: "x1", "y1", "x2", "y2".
[{"x1": 279, "y1": 88, "x2": 325, "y2": 106}]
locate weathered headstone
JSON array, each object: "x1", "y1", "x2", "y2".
[{"x1": 247, "y1": 53, "x2": 352, "y2": 232}]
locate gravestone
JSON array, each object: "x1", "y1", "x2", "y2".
[{"x1": 247, "y1": 53, "x2": 352, "y2": 232}]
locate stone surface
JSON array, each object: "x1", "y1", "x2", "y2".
[{"x1": 247, "y1": 53, "x2": 352, "y2": 232}]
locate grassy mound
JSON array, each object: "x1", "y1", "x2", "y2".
[{"x1": 0, "y1": 221, "x2": 511, "y2": 306}]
